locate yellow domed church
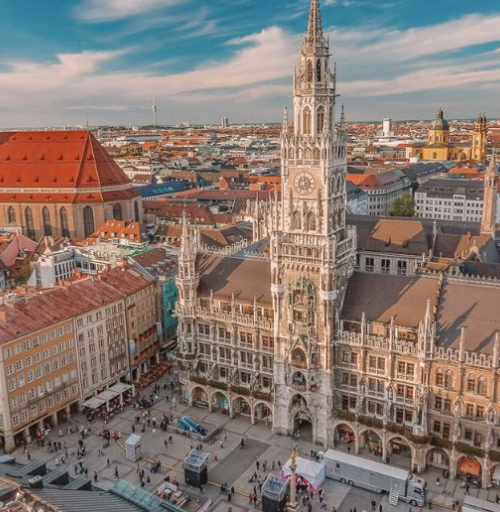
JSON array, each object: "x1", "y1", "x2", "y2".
[{"x1": 406, "y1": 109, "x2": 487, "y2": 162}]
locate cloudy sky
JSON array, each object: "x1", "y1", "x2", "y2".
[{"x1": 0, "y1": 0, "x2": 499, "y2": 127}]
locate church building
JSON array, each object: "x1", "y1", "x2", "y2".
[
  {"x1": 406, "y1": 110, "x2": 487, "y2": 162},
  {"x1": 0, "y1": 130, "x2": 142, "y2": 241}
]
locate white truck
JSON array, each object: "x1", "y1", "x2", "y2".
[{"x1": 323, "y1": 449, "x2": 426, "y2": 507}]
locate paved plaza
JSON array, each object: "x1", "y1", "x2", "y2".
[{"x1": 9, "y1": 369, "x2": 500, "y2": 511}]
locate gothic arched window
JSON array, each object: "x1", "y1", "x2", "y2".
[
  {"x1": 445, "y1": 370, "x2": 453, "y2": 390},
  {"x1": 113, "y1": 203, "x2": 123, "y2": 221},
  {"x1": 134, "y1": 201, "x2": 140, "y2": 222},
  {"x1": 316, "y1": 59, "x2": 322, "y2": 82},
  {"x1": 292, "y1": 211, "x2": 301, "y2": 230},
  {"x1": 477, "y1": 376, "x2": 487, "y2": 396},
  {"x1": 304, "y1": 147, "x2": 312, "y2": 160},
  {"x1": 25, "y1": 207, "x2": 35, "y2": 239},
  {"x1": 307, "y1": 61, "x2": 313, "y2": 83},
  {"x1": 42, "y1": 206, "x2": 52, "y2": 236},
  {"x1": 60, "y1": 207, "x2": 69, "y2": 238},
  {"x1": 7, "y1": 206, "x2": 16, "y2": 224},
  {"x1": 303, "y1": 108, "x2": 312, "y2": 135},
  {"x1": 313, "y1": 147, "x2": 320, "y2": 160},
  {"x1": 317, "y1": 106, "x2": 325, "y2": 133},
  {"x1": 435, "y1": 369, "x2": 443, "y2": 386},
  {"x1": 466, "y1": 374, "x2": 476, "y2": 393},
  {"x1": 83, "y1": 206, "x2": 95, "y2": 238},
  {"x1": 306, "y1": 211, "x2": 316, "y2": 231}
]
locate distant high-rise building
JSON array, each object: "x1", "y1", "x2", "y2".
[
  {"x1": 152, "y1": 99, "x2": 158, "y2": 127},
  {"x1": 221, "y1": 116, "x2": 229, "y2": 128}
]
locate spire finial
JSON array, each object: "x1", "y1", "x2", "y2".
[
  {"x1": 282, "y1": 105, "x2": 289, "y2": 133},
  {"x1": 307, "y1": 0, "x2": 323, "y2": 41},
  {"x1": 340, "y1": 103, "x2": 345, "y2": 127}
]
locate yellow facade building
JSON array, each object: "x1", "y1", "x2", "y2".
[{"x1": 406, "y1": 110, "x2": 487, "y2": 163}]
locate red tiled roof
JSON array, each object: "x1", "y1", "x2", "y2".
[{"x1": 0, "y1": 130, "x2": 139, "y2": 203}]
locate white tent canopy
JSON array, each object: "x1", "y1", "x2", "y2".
[{"x1": 281, "y1": 456, "x2": 325, "y2": 491}]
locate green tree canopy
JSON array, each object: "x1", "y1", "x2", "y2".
[{"x1": 390, "y1": 192, "x2": 415, "y2": 217}]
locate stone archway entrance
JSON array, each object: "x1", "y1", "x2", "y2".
[
  {"x1": 254, "y1": 403, "x2": 273, "y2": 426},
  {"x1": 232, "y1": 397, "x2": 251, "y2": 418},
  {"x1": 387, "y1": 437, "x2": 412, "y2": 469},
  {"x1": 359, "y1": 430, "x2": 383, "y2": 459},
  {"x1": 294, "y1": 411, "x2": 313, "y2": 442},
  {"x1": 457, "y1": 456, "x2": 482, "y2": 487},
  {"x1": 334, "y1": 423, "x2": 355, "y2": 453},
  {"x1": 211, "y1": 391, "x2": 230, "y2": 414},
  {"x1": 426, "y1": 448, "x2": 450, "y2": 472},
  {"x1": 191, "y1": 387, "x2": 208, "y2": 407}
]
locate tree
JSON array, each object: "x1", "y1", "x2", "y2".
[{"x1": 390, "y1": 192, "x2": 415, "y2": 217}]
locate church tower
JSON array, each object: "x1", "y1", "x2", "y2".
[
  {"x1": 472, "y1": 113, "x2": 487, "y2": 162},
  {"x1": 271, "y1": 0, "x2": 356, "y2": 446},
  {"x1": 481, "y1": 152, "x2": 497, "y2": 236},
  {"x1": 175, "y1": 213, "x2": 199, "y2": 355},
  {"x1": 428, "y1": 108, "x2": 450, "y2": 144}
]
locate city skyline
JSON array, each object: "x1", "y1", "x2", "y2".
[{"x1": 0, "y1": 0, "x2": 499, "y2": 127}]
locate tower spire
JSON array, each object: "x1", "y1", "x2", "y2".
[
  {"x1": 282, "y1": 106, "x2": 289, "y2": 133},
  {"x1": 307, "y1": 0, "x2": 324, "y2": 42},
  {"x1": 480, "y1": 150, "x2": 497, "y2": 236}
]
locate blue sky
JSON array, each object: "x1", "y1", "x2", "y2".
[{"x1": 0, "y1": 0, "x2": 499, "y2": 127}]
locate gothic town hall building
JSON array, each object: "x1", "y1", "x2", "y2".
[{"x1": 177, "y1": 0, "x2": 500, "y2": 487}]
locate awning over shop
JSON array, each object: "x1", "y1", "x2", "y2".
[
  {"x1": 109, "y1": 383, "x2": 133, "y2": 394},
  {"x1": 82, "y1": 397, "x2": 106, "y2": 410},
  {"x1": 98, "y1": 389, "x2": 120, "y2": 402},
  {"x1": 459, "y1": 458, "x2": 481, "y2": 477}
]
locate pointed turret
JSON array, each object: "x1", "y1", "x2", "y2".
[
  {"x1": 307, "y1": 0, "x2": 324, "y2": 43},
  {"x1": 481, "y1": 150, "x2": 497, "y2": 236},
  {"x1": 340, "y1": 104, "x2": 345, "y2": 130},
  {"x1": 282, "y1": 106, "x2": 289, "y2": 134}
]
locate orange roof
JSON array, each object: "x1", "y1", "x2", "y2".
[
  {"x1": 346, "y1": 171, "x2": 400, "y2": 189},
  {"x1": 90, "y1": 219, "x2": 146, "y2": 243},
  {"x1": 0, "y1": 130, "x2": 139, "y2": 203}
]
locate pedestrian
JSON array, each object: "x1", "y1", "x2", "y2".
[
  {"x1": 278, "y1": 460, "x2": 281, "y2": 469},
  {"x1": 263, "y1": 460, "x2": 267, "y2": 472},
  {"x1": 253, "y1": 485, "x2": 257, "y2": 496},
  {"x1": 94, "y1": 471, "x2": 98, "y2": 482},
  {"x1": 199, "y1": 484, "x2": 204, "y2": 495},
  {"x1": 379, "y1": 505, "x2": 383, "y2": 512},
  {"x1": 107, "y1": 458, "x2": 110, "y2": 467},
  {"x1": 114, "y1": 467, "x2": 119, "y2": 479},
  {"x1": 220, "y1": 440, "x2": 224, "y2": 449},
  {"x1": 27, "y1": 451, "x2": 31, "y2": 461},
  {"x1": 253, "y1": 495, "x2": 258, "y2": 506},
  {"x1": 74, "y1": 464, "x2": 78, "y2": 475},
  {"x1": 272, "y1": 461, "x2": 275, "y2": 471},
  {"x1": 256, "y1": 460, "x2": 260, "y2": 471},
  {"x1": 227, "y1": 491, "x2": 232, "y2": 502},
  {"x1": 228, "y1": 507, "x2": 232, "y2": 512},
  {"x1": 465, "y1": 483, "x2": 470, "y2": 495}
]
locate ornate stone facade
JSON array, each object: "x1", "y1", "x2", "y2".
[{"x1": 176, "y1": 0, "x2": 500, "y2": 488}]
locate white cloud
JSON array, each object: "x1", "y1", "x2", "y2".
[{"x1": 77, "y1": 0, "x2": 180, "y2": 22}]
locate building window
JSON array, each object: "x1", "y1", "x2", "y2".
[
  {"x1": 83, "y1": 206, "x2": 95, "y2": 238},
  {"x1": 435, "y1": 369, "x2": 444, "y2": 387},
  {"x1": 477, "y1": 377, "x2": 487, "y2": 396},
  {"x1": 397, "y1": 260, "x2": 407, "y2": 276},
  {"x1": 303, "y1": 107, "x2": 312, "y2": 135},
  {"x1": 467, "y1": 375, "x2": 476, "y2": 393},
  {"x1": 316, "y1": 106, "x2": 325, "y2": 133},
  {"x1": 25, "y1": 207, "x2": 35, "y2": 239},
  {"x1": 7, "y1": 206, "x2": 16, "y2": 224},
  {"x1": 444, "y1": 370, "x2": 454, "y2": 390},
  {"x1": 113, "y1": 203, "x2": 122, "y2": 221},
  {"x1": 381, "y1": 259, "x2": 390, "y2": 274},
  {"x1": 60, "y1": 207, "x2": 69, "y2": 238},
  {"x1": 42, "y1": 206, "x2": 52, "y2": 236},
  {"x1": 365, "y1": 257, "x2": 374, "y2": 272}
]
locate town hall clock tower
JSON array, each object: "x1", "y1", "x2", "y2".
[{"x1": 270, "y1": 0, "x2": 356, "y2": 446}]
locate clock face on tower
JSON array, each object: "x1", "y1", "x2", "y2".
[{"x1": 294, "y1": 172, "x2": 315, "y2": 195}]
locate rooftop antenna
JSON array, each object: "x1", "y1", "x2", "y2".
[{"x1": 152, "y1": 99, "x2": 158, "y2": 128}]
